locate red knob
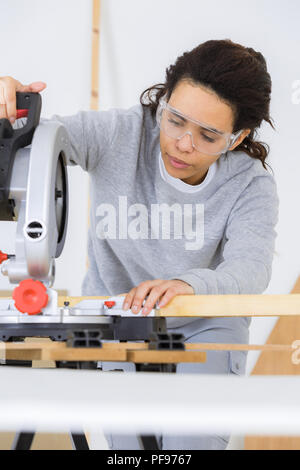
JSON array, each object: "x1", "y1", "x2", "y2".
[
  {"x1": 0, "y1": 251, "x2": 8, "y2": 265},
  {"x1": 12, "y1": 279, "x2": 48, "y2": 315},
  {"x1": 104, "y1": 300, "x2": 116, "y2": 309}
]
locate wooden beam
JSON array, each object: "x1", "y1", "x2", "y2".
[
  {"x1": 4, "y1": 341, "x2": 295, "y2": 352},
  {"x1": 4, "y1": 342, "x2": 206, "y2": 364},
  {"x1": 94, "y1": 342, "x2": 295, "y2": 352},
  {"x1": 154, "y1": 294, "x2": 300, "y2": 317},
  {"x1": 56, "y1": 293, "x2": 300, "y2": 317},
  {"x1": 3, "y1": 293, "x2": 300, "y2": 316},
  {"x1": 3, "y1": 341, "x2": 296, "y2": 363}
]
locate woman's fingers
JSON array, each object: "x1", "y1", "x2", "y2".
[
  {"x1": 0, "y1": 103, "x2": 8, "y2": 120},
  {"x1": 121, "y1": 280, "x2": 194, "y2": 316},
  {"x1": 124, "y1": 285, "x2": 151, "y2": 314},
  {"x1": 122, "y1": 287, "x2": 137, "y2": 311},
  {"x1": 140, "y1": 285, "x2": 167, "y2": 315},
  {"x1": 122, "y1": 280, "x2": 163, "y2": 313},
  {"x1": 23, "y1": 81, "x2": 47, "y2": 92},
  {"x1": 141, "y1": 280, "x2": 194, "y2": 316},
  {"x1": 0, "y1": 77, "x2": 19, "y2": 121},
  {"x1": 3, "y1": 86, "x2": 17, "y2": 123}
]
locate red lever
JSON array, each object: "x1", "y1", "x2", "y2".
[
  {"x1": 16, "y1": 109, "x2": 28, "y2": 119},
  {"x1": 12, "y1": 279, "x2": 48, "y2": 315},
  {"x1": 0, "y1": 251, "x2": 8, "y2": 264},
  {"x1": 104, "y1": 300, "x2": 116, "y2": 309}
]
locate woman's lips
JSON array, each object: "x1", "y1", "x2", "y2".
[{"x1": 167, "y1": 153, "x2": 191, "y2": 169}]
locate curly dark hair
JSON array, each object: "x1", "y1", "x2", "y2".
[{"x1": 140, "y1": 39, "x2": 274, "y2": 172}]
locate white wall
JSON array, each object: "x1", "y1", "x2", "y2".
[
  {"x1": 0, "y1": 0, "x2": 92, "y2": 295},
  {"x1": 0, "y1": 0, "x2": 299, "y2": 375}
]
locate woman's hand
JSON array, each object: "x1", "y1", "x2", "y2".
[
  {"x1": 122, "y1": 279, "x2": 194, "y2": 316},
  {"x1": 0, "y1": 76, "x2": 47, "y2": 123}
]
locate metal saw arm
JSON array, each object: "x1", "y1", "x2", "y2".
[{"x1": 0, "y1": 92, "x2": 69, "y2": 287}]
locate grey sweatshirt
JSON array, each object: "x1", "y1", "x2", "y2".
[{"x1": 50, "y1": 104, "x2": 279, "y2": 329}]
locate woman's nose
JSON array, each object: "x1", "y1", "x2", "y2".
[{"x1": 176, "y1": 132, "x2": 194, "y2": 152}]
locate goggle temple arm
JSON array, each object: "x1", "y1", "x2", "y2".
[
  {"x1": 220, "y1": 130, "x2": 244, "y2": 155},
  {"x1": 231, "y1": 129, "x2": 244, "y2": 145}
]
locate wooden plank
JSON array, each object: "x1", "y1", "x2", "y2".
[
  {"x1": 4, "y1": 341, "x2": 295, "y2": 352},
  {"x1": 3, "y1": 341, "x2": 296, "y2": 364},
  {"x1": 101, "y1": 342, "x2": 294, "y2": 352},
  {"x1": 3, "y1": 341, "x2": 206, "y2": 363},
  {"x1": 43, "y1": 348, "x2": 206, "y2": 363},
  {"x1": 126, "y1": 350, "x2": 206, "y2": 364},
  {"x1": 5, "y1": 340, "x2": 62, "y2": 361},
  {"x1": 3, "y1": 293, "x2": 300, "y2": 316},
  {"x1": 154, "y1": 294, "x2": 300, "y2": 317},
  {"x1": 58, "y1": 293, "x2": 300, "y2": 316},
  {"x1": 245, "y1": 277, "x2": 300, "y2": 450},
  {"x1": 6, "y1": 349, "x2": 43, "y2": 361},
  {"x1": 5, "y1": 342, "x2": 66, "y2": 350},
  {"x1": 43, "y1": 348, "x2": 128, "y2": 362},
  {"x1": 186, "y1": 343, "x2": 294, "y2": 352},
  {"x1": 25, "y1": 337, "x2": 56, "y2": 368},
  {"x1": 7, "y1": 346, "x2": 206, "y2": 364}
]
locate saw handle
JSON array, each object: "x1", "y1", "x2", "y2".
[
  {"x1": 0, "y1": 92, "x2": 41, "y2": 143},
  {"x1": 15, "y1": 92, "x2": 41, "y2": 131}
]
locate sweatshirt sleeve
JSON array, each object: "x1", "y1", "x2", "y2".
[
  {"x1": 47, "y1": 108, "x2": 118, "y2": 172},
  {"x1": 171, "y1": 173, "x2": 279, "y2": 295}
]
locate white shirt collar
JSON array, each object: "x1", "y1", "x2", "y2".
[{"x1": 158, "y1": 152, "x2": 217, "y2": 193}]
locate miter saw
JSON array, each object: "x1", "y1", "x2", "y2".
[{"x1": 0, "y1": 93, "x2": 167, "y2": 344}]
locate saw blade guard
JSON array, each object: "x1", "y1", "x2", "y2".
[{"x1": 1, "y1": 96, "x2": 70, "y2": 286}]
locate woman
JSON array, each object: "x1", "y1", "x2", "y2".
[{"x1": 0, "y1": 39, "x2": 279, "y2": 450}]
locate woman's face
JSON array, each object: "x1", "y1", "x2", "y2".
[{"x1": 159, "y1": 79, "x2": 247, "y2": 185}]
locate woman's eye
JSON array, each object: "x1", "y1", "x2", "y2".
[
  {"x1": 201, "y1": 133, "x2": 216, "y2": 143},
  {"x1": 168, "y1": 118, "x2": 182, "y2": 126}
]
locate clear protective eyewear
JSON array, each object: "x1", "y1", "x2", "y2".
[{"x1": 156, "y1": 97, "x2": 243, "y2": 156}]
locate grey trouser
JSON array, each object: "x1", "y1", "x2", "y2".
[{"x1": 99, "y1": 316, "x2": 250, "y2": 450}]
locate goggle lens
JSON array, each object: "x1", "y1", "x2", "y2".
[{"x1": 157, "y1": 100, "x2": 241, "y2": 156}]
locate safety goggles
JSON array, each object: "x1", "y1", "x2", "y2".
[{"x1": 156, "y1": 97, "x2": 243, "y2": 156}]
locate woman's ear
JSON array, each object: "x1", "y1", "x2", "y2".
[{"x1": 229, "y1": 129, "x2": 251, "y2": 151}]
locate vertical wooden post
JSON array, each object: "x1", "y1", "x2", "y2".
[
  {"x1": 86, "y1": 0, "x2": 101, "y2": 272},
  {"x1": 91, "y1": 0, "x2": 101, "y2": 111}
]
